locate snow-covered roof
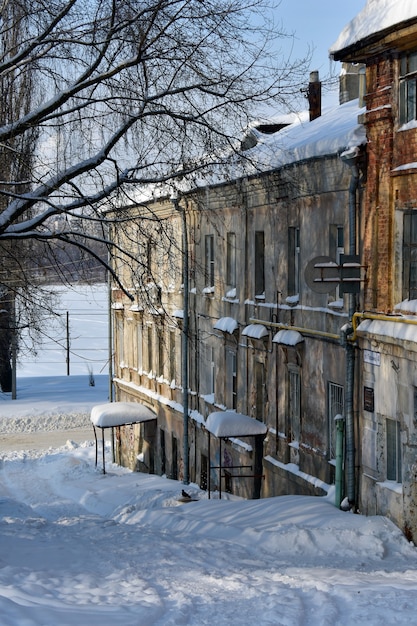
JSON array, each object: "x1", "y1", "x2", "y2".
[
  {"x1": 91, "y1": 402, "x2": 157, "y2": 428},
  {"x1": 205, "y1": 411, "x2": 267, "y2": 438},
  {"x1": 357, "y1": 318, "x2": 417, "y2": 344},
  {"x1": 241, "y1": 99, "x2": 366, "y2": 175},
  {"x1": 272, "y1": 330, "x2": 304, "y2": 346},
  {"x1": 242, "y1": 324, "x2": 269, "y2": 340},
  {"x1": 330, "y1": 0, "x2": 417, "y2": 57},
  {"x1": 213, "y1": 317, "x2": 238, "y2": 334}
]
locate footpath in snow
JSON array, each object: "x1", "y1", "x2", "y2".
[{"x1": 1, "y1": 376, "x2": 417, "y2": 625}]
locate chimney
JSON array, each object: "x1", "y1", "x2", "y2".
[{"x1": 308, "y1": 71, "x2": 322, "y2": 121}]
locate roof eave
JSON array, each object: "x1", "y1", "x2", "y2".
[{"x1": 331, "y1": 17, "x2": 417, "y2": 63}]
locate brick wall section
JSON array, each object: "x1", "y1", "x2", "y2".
[{"x1": 363, "y1": 57, "x2": 395, "y2": 312}]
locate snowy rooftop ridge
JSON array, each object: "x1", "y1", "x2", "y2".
[{"x1": 330, "y1": 0, "x2": 417, "y2": 56}]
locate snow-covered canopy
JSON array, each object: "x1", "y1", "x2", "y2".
[
  {"x1": 330, "y1": 0, "x2": 417, "y2": 56},
  {"x1": 213, "y1": 317, "x2": 238, "y2": 334},
  {"x1": 242, "y1": 324, "x2": 269, "y2": 340},
  {"x1": 273, "y1": 329, "x2": 304, "y2": 346},
  {"x1": 205, "y1": 411, "x2": 267, "y2": 438},
  {"x1": 91, "y1": 402, "x2": 156, "y2": 428}
]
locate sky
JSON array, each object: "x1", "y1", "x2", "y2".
[
  {"x1": 275, "y1": 0, "x2": 366, "y2": 106},
  {"x1": 1, "y1": 376, "x2": 417, "y2": 625}
]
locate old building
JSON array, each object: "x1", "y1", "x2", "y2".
[
  {"x1": 109, "y1": 68, "x2": 367, "y2": 505},
  {"x1": 331, "y1": 1, "x2": 417, "y2": 538}
]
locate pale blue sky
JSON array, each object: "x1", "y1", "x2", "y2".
[{"x1": 275, "y1": 0, "x2": 366, "y2": 105}]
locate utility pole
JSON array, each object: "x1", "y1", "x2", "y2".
[{"x1": 172, "y1": 194, "x2": 190, "y2": 485}]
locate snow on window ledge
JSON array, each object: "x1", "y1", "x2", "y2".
[{"x1": 286, "y1": 294, "x2": 299, "y2": 306}]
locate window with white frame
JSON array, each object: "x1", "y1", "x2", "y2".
[
  {"x1": 399, "y1": 51, "x2": 417, "y2": 125},
  {"x1": 386, "y1": 418, "x2": 402, "y2": 482},
  {"x1": 328, "y1": 382, "x2": 344, "y2": 460},
  {"x1": 403, "y1": 211, "x2": 417, "y2": 300}
]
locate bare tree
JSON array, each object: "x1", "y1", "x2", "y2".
[{"x1": 0, "y1": 0, "x2": 309, "y2": 384}]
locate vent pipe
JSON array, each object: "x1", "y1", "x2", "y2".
[{"x1": 308, "y1": 71, "x2": 322, "y2": 121}]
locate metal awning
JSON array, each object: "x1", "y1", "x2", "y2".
[
  {"x1": 213, "y1": 317, "x2": 238, "y2": 334},
  {"x1": 272, "y1": 329, "x2": 304, "y2": 346},
  {"x1": 242, "y1": 324, "x2": 269, "y2": 340},
  {"x1": 91, "y1": 402, "x2": 157, "y2": 473},
  {"x1": 206, "y1": 411, "x2": 267, "y2": 438},
  {"x1": 205, "y1": 411, "x2": 267, "y2": 499}
]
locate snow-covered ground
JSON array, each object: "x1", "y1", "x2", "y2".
[{"x1": 1, "y1": 378, "x2": 417, "y2": 625}]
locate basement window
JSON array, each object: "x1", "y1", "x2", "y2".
[{"x1": 399, "y1": 52, "x2": 417, "y2": 125}]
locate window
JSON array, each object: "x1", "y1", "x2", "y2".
[
  {"x1": 328, "y1": 382, "x2": 344, "y2": 460},
  {"x1": 254, "y1": 231, "x2": 265, "y2": 297},
  {"x1": 169, "y1": 330, "x2": 176, "y2": 382},
  {"x1": 403, "y1": 212, "x2": 417, "y2": 300},
  {"x1": 116, "y1": 316, "x2": 124, "y2": 365},
  {"x1": 226, "y1": 232, "x2": 236, "y2": 288},
  {"x1": 329, "y1": 225, "x2": 344, "y2": 300},
  {"x1": 147, "y1": 324, "x2": 153, "y2": 374},
  {"x1": 205, "y1": 235, "x2": 214, "y2": 288},
  {"x1": 136, "y1": 323, "x2": 143, "y2": 372},
  {"x1": 399, "y1": 52, "x2": 417, "y2": 125},
  {"x1": 158, "y1": 326, "x2": 164, "y2": 378},
  {"x1": 288, "y1": 227, "x2": 300, "y2": 296},
  {"x1": 226, "y1": 349, "x2": 237, "y2": 410},
  {"x1": 160, "y1": 429, "x2": 166, "y2": 475},
  {"x1": 200, "y1": 344, "x2": 215, "y2": 396},
  {"x1": 255, "y1": 361, "x2": 265, "y2": 422},
  {"x1": 288, "y1": 365, "x2": 301, "y2": 443},
  {"x1": 386, "y1": 418, "x2": 401, "y2": 482}
]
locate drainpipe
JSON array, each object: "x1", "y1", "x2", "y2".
[
  {"x1": 334, "y1": 414, "x2": 345, "y2": 507},
  {"x1": 172, "y1": 194, "x2": 190, "y2": 485},
  {"x1": 340, "y1": 146, "x2": 360, "y2": 509}
]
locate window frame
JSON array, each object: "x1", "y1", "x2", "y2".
[
  {"x1": 205, "y1": 234, "x2": 215, "y2": 288},
  {"x1": 327, "y1": 381, "x2": 345, "y2": 460},
  {"x1": 226, "y1": 231, "x2": 237, "y2": 289},
  {"x1": 386, "y1": 418, "x2": 402, "y2": 483},
  {"x1": 402, "y1": 211, "x2": 417, "y2": 300},
  {"x1": 288, "y1": 226, "x2": 300, "y2": 296},
  {"x1": 399, "y1": 51, "x2": 417, "y2": 125},
  {"x1": 254, "y1": 230, "x2": 265, "y2": 297}
]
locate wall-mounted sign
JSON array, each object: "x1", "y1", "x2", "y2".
[
  {"x1": 364, "y1": 386, "x2": 375, "y2": 413},
  {"x1": 364, "y1": 349, "x2": 381, "y2": 366}
]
